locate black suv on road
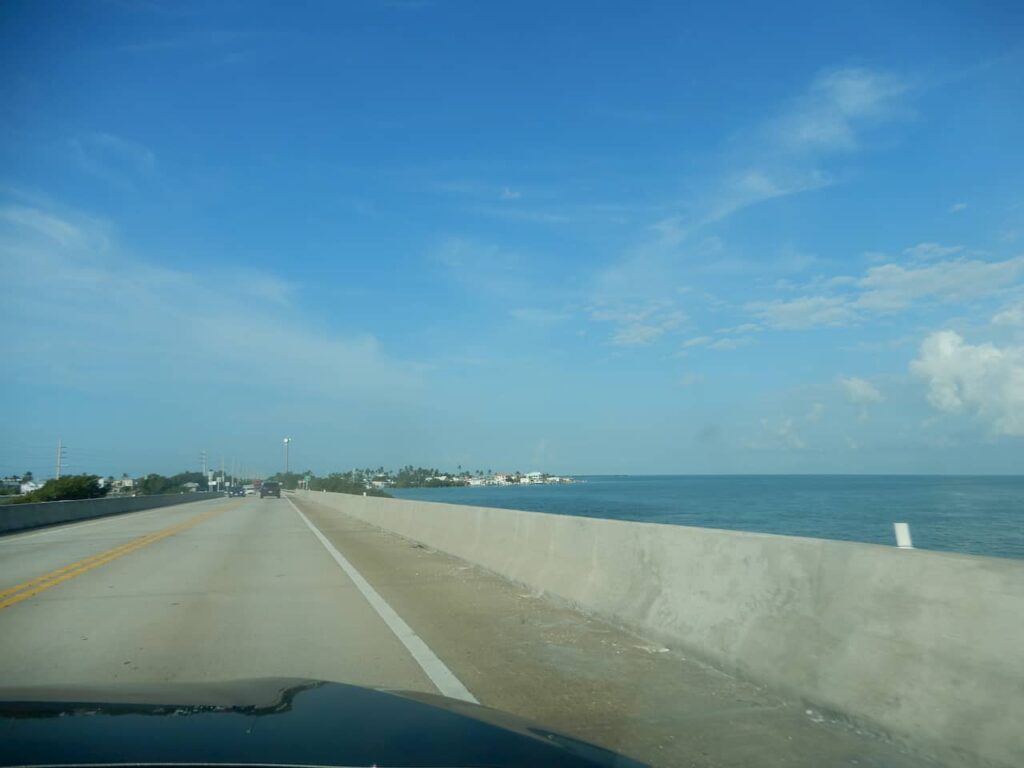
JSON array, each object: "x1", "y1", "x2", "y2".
[{"x1": 260, "y1": 481, "x2": 281, "y2": 498}]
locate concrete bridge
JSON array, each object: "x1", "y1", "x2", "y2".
[{"x1": 1, "y1": 491, "x2": 1020, "y2": 767}]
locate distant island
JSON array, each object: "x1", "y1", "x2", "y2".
[{"x1": 349, "y1": 466, "x2": 579, "y2": 491}]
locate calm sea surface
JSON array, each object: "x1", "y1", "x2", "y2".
[{"x1": 389, "y1": 475, "x2": 1024, "y2": 560}]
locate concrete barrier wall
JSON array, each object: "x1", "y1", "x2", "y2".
[
  {"x1": 299, "y1": 490, "x2": 1024, "y2": 768},
  {"x1": 0, "y1": 492, "x2": 223, "y2": 535}
]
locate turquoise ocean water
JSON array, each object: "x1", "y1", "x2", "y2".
[{"x1": 389, "y1": 475, "x2": 1023, "y2": 560}]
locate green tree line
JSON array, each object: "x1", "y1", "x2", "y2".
[{"x1": 7, "y1": 475, "x2": 109, "y2": 504}]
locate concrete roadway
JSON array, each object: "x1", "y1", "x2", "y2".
[{"x1": 0, "y1": 494, "x2": 943, "y2": 767}]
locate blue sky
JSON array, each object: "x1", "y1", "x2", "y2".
[{"x1": 2, "y1": 0, "x2": 1023, "y2": 477}]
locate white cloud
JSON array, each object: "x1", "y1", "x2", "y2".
[
  {"x1": 743, "y1": 417, "x2": 807, "y2": 451},
  {"x1": 855, "y1": 256, "x2": 1024, "y2": 311},
  {"x1": 679, "y1": 373, "x2": 704, "y2": 386},
  {"x1": 807, "y1": 402, "x2": 825, "y2": 422},
  {"x1": 911, "y1": 331, "x2": 1024, "y2": 436},
  {"x1": 746, "y1": 295, "x2": 855, "y2": 329},
  {"x1": 683, "y1": 336, "x2": 712, "y2": 348},
  {"x1": 992, "y1": 303, "x2": 1024, "y2": 327},
  {"x1": 612, "y1": 324, "x2": 665, "y2": 347},
  {"x1": 839, "y1": 376, "x2": 883, "y2": 404},
  {"x1": 708, "y1": 336, "x2": 754, "y2": 350},
  {"x1": 903, "y1": 242, "x2": 963, "y2": 260},
  {"x1": 500, "y1": 186, "x2": 521, "y2": 200},
  {"x1": 768, "y1": 418, "x2": 805, "y2": 449},
  {"x1": 949, "y1": 202, "x2": 968, "y2": 213},
  {"x1": 839, "y1": 376, "x2": 883, "y2": 422}
]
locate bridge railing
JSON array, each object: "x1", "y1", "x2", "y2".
[{"x1": 0, "y1": 492, "x2": 224, "y2": 535}]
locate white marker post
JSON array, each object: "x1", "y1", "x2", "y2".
[{"x1": 894, "y1": 522, "x2": 914, "y2": 549}]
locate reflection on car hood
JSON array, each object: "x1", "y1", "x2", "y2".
[{"x1": 0, "y1": 677, "x2": 647, "y2": 767}]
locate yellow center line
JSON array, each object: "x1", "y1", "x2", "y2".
[{"x1": 0, "y1": 500, "x2": 241, "y2": 611}]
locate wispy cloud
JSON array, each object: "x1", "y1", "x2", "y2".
[
  {"x1": 992, "y1": 303, "x2": 1024, "y2": 327},
  {"x1": 949, "y1": 202, "x2": 969, "y2": 213},
  {"x1": 434, "y1": 236, "x2": 527, "y2": 296},
  {"x1": 903, "y1": 242, "x2": 963, "y2": 261},
  {"x1": 592, "y1": 303, "x2": 687, "y2": 347},
  {"x1": 70, "y1": 133, "x2": 157, "y2": 188},
  {"x1": 695, "y1": 168, "x2": 833, "y2": 231},
  {"x1": 0, "y1": 205, "x2": 96, "y2": 249},
  {"x1": 707, "y1": 335, "x2": 754, "y2": 351},
  {"x1": 585, "y1": 65, "x2": 912, "y2": 345},
  {"x1": 745, "y1": 253, "x2": 1024, "y2": 329},
  {"x1": 672, "y1": 66, "x2": 910, "y2": 236},
  {"x1": 612, "y1": 324, "x2": 665, "y2": 347},
  {"x1": 768, "y1": 68, "x2": 909, "y2": 153},
  {"x1": 0, "y1": 201, "x2": 421, "y2": 405},
  {"x1": 682, "y1": 335, "x2": 712, "y2": 348},
  {"x1": 746, "y1": 295, "x2": 855, "y2": 329},
  {"x1": 855, "y1": 256, "x2": 1024, "y2": 311}
]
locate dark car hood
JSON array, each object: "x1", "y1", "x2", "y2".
[{"x1": 0, "y1": 677, "x2": 647, "y2": 767}]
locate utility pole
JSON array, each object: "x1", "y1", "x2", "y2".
[
  {"x1": 55, "y1": 438, "x2": 65, "y2": 480},
  {"x1": 200, "y1": 450, "x2": 207, "y2": 484},
  {"x1": 220, "y1": 457, "x2": 225, "y2": 492}
]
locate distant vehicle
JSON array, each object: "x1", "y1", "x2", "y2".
[
  {"x1": 227, "y1": 485, "x2": 245, "y2": 497},
  {"x1": 260, "y1": 481, "x2": 281, "y2": 498}
]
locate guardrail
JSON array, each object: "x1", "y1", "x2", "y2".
[{"x1": 0, "y1": 492, "x2": 224, "y2": 535}]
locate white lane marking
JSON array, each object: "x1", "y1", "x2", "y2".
[
  {"x1": 0, "y1": 496, "x2": 236, "y2": 545},
  {"x1": 287, "y1": 496, "x2": 478, "y2": 704}
]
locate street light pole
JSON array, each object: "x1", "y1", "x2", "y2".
[{"x1": 283, "y1": 437, "x2": 291, "y2": 476}]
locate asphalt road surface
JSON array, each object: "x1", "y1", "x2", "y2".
[
  {"x1": 0, "y1": 495, "x2": 435, "y2": 690},
  {"x1": 0, "y1": 494, "x2": 944, "y2": 767}
]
